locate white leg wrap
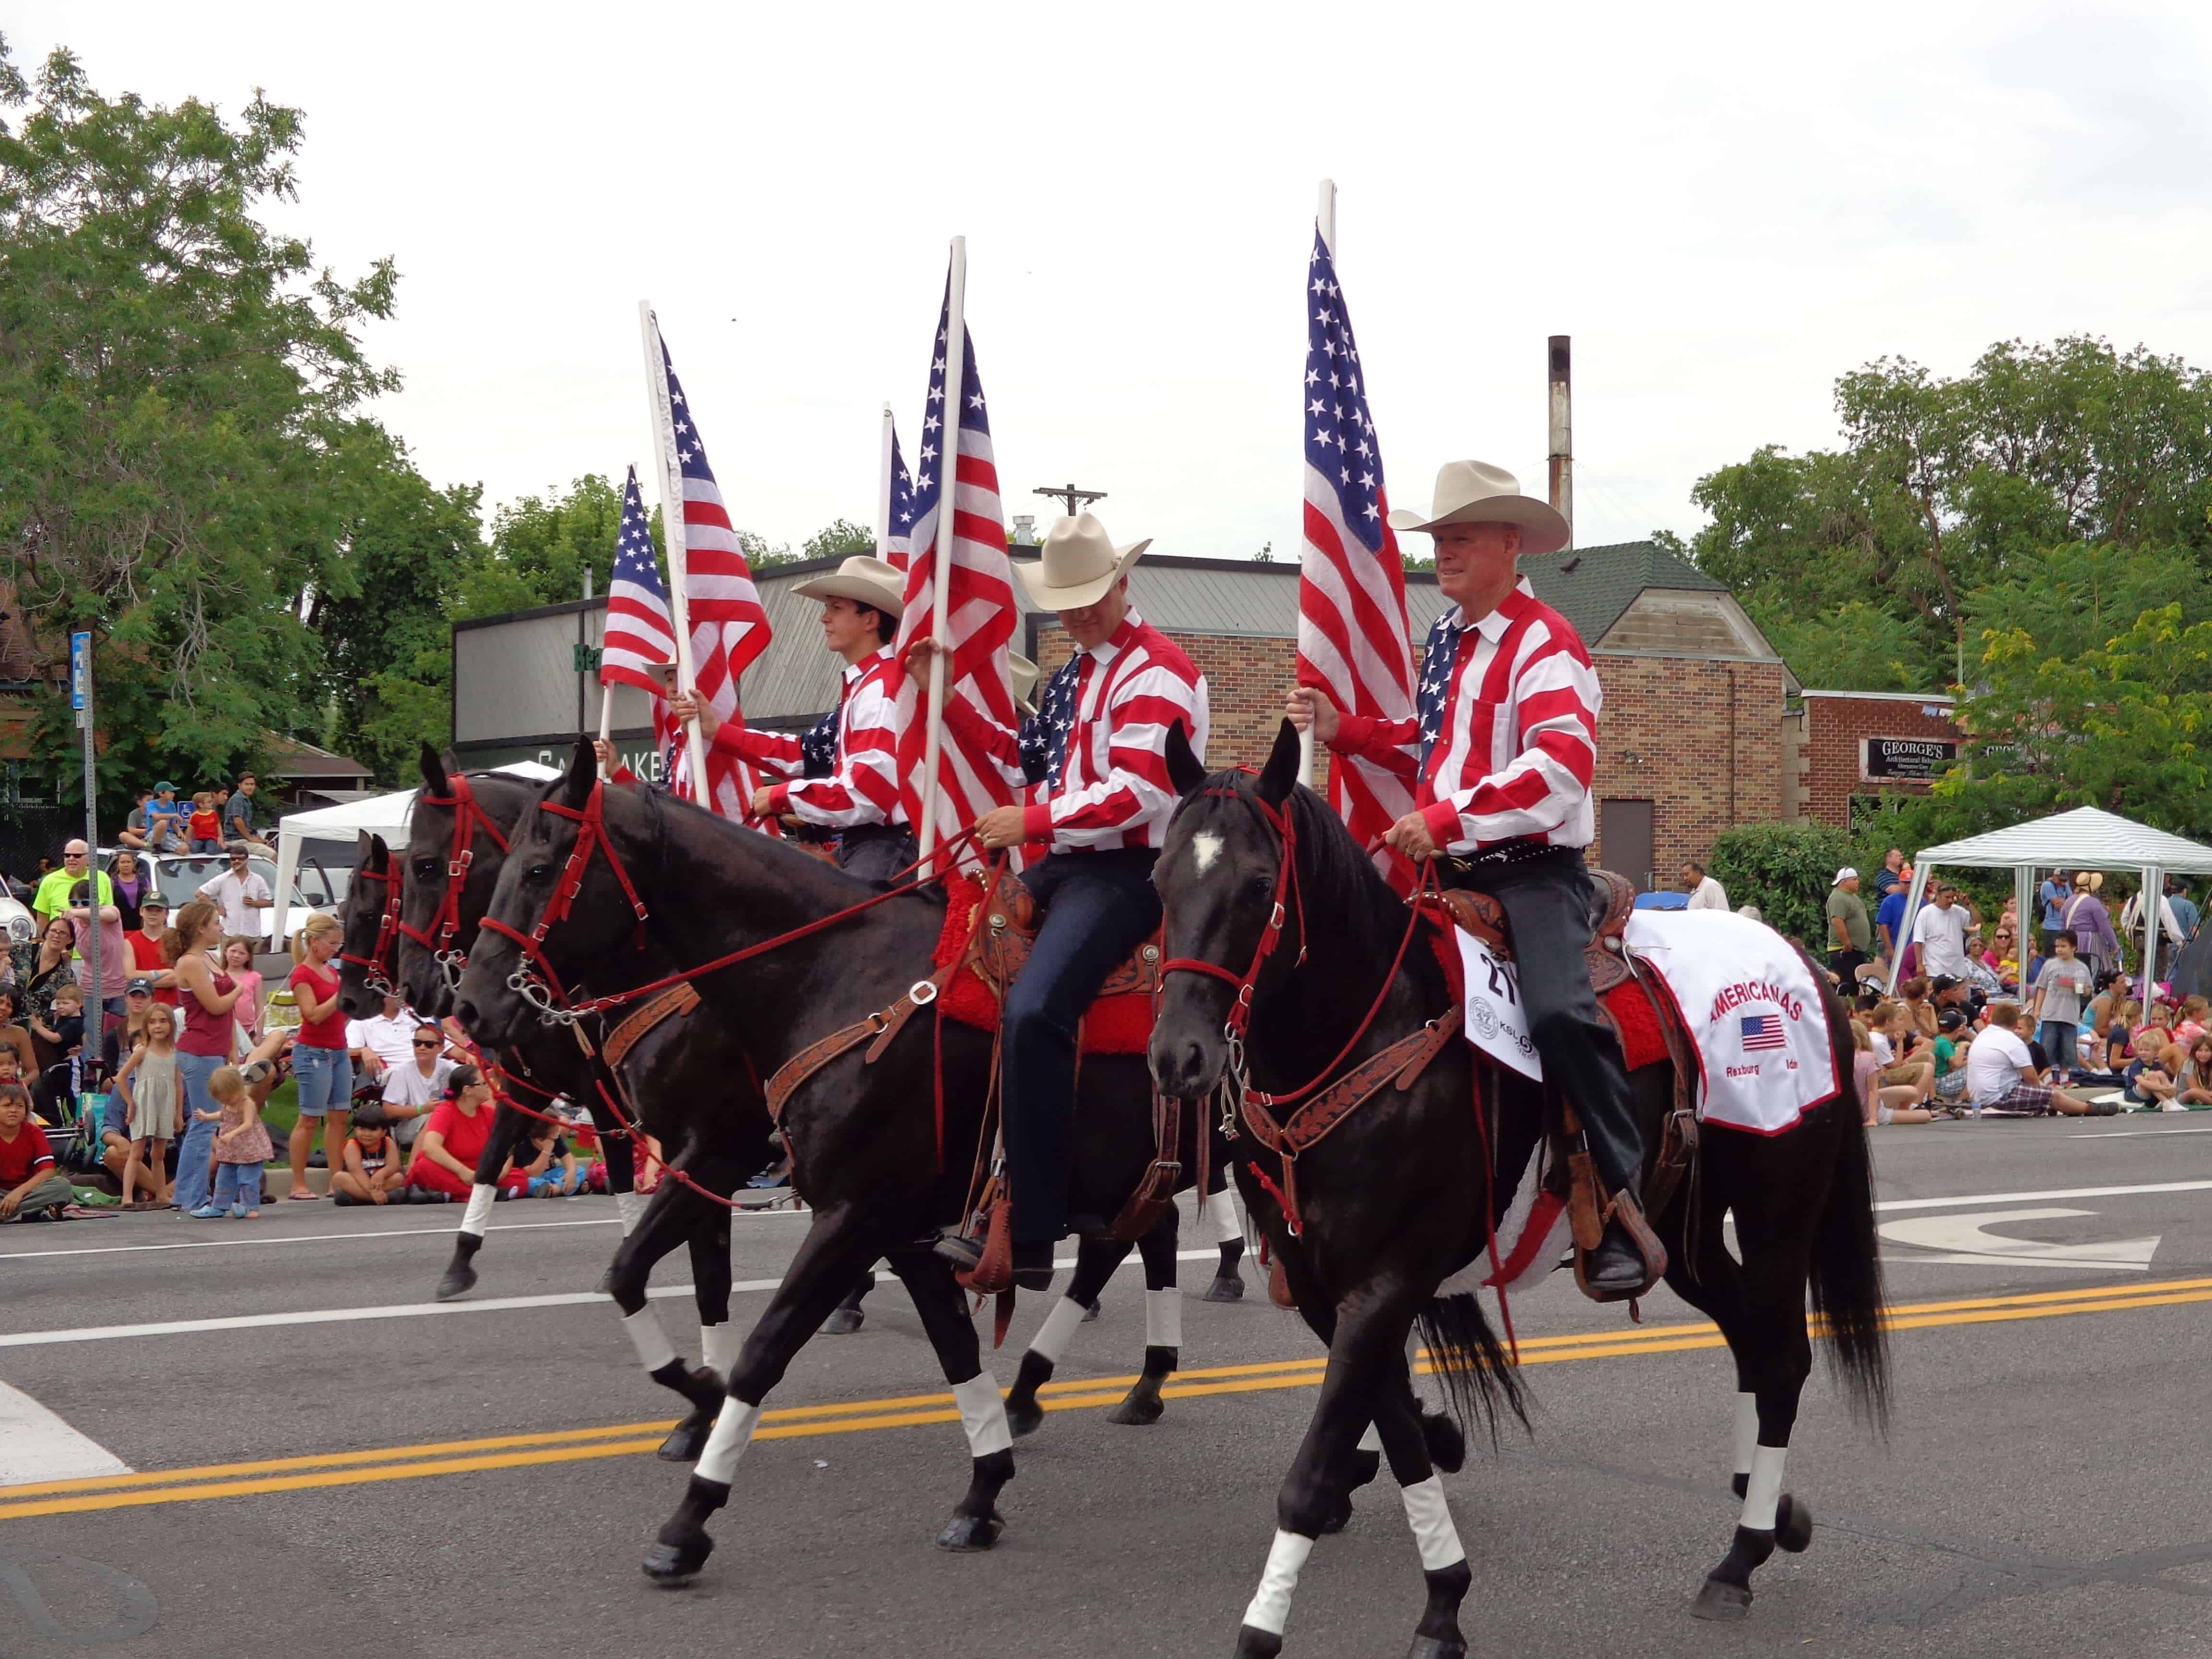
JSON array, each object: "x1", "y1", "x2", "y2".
[
  {"x1": 1029, "y1": 1296, "x2": 1086, "y2": 1365},
  {"x1": 1241, "y1": 1529, "x2": 1313, "y2": 1636},
  {"x1": 700, "y1": 1321, "x2": 738, "y2": 1377},
  {"x1": 694, "y1": 1399, "x2": 761, "y2": 1485},
  {"x1": 1741, "y1": 1443, "x2": 1787, "y2": 1532},
  {"x1": 458, "y1": 1183, "x2": 497, "y2": 1238},
  {"x1": 1204, "y1": 1186, "x2": 1244, "y2": 1244},
  {"x1": 622, "y1": 1305, "x2": 679, "y2": 1373},
  {"x1": 1144, "y1": 1287, "x2": 1183, "y2": 1349},
  {"x1": 951, "y1": 1373, "x2": 1013, "y2": 1458},
  {"x1": 1732, "y1": 1392, "x2": 1758, "y2": 1477},
  {"x1": 1357, "y1": 1423, "x2": 1382, "y2": 1453},
  {"x1": 615, "y1": 1189, "x2": 647, "y2": 1235},
  {"x1": 1400, "y1": 1475, "x2": 1467, "y2": 1571}
]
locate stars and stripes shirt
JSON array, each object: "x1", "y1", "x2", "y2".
[
  {"x1": 711, "y1": 647, "x2": 906, "y2": 831},
  {"x1": 1329, "y1": 579, "x2": 1599, "y2": 853},
  {"x1": 974, "y1": 612, "x2": 1206, "y2": 853}
]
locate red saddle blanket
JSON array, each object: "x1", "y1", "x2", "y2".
[
  {"x1": 930, "y1": 874, "x2": 1157, "y2": 1055},
  {"x1": 1426, "y1": 919, "x2": 1671, "y2": 1072}
]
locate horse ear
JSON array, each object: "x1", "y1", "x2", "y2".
[
  {"x1": 555, "y1": 736, "x2": 598, "y2": 805},
  {"x1": 1164, "y1": 721, "x2": 1207, "y2": 798},
  {"x1": 359, "y1": 830, "x2": 386, "y2": 869},
  {"x1": 1254, "y1": 718, "x2": 1302, "y2": 806},
  {"x1": 418, "y1": 743, "x2": 449, "y2": 796}
]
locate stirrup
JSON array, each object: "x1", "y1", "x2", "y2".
[{"x1": 1573, "y1": 1197, "x2": 1667, "y2": 1304}]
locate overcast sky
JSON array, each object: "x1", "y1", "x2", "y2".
[{"x1": 16, "y1": 2, "x2": 2212, "y2": 566}]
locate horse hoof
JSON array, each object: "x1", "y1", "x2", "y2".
[
  {"x1": 434, "y1": 1262, "x2": 477, "y2": 1302},
  {"x1": 1406, "y1": 1638, "x2": 1467, "y2": 1659},
  {"x1": 641, "y1": 1531, "x2": 713, "y2": 1586},
  {"x1": 1104, "y1": 1391, "x2": 1164, "y2": 1427},
  {"x1": 1775, "y1": 1493, "x2": 1813, "y2": 1553},
  {"x1": 823, "y1": 1307, "x2": 865, "y2": 1335},
  {"x1": 1420, "y1": 1410, "x2": 1466, "y2": 1475},
  {"x1": 1690, "y1": 1575, "x2": 1751, "y2": 1621},
  {"x1": 1082, "y1": 1299, "x2": 1102, "y2": 1323},
  {"x1": 937, "y1": 1510, "x2": 1002, "y2": 1552},
  {"x1": 1202, "y1": 1273, "x2": 1245, "y2": 1303},
  {"x1": 1005, "y1": 1397, "x2": 1044, "y2": 1439},
  {"x1": 658, "y1": 1412, "x2": 713, "y2": 1463},
  {"x1": 1233, "y1": 1623, "x2": 1285, "y2": 1658},
  {"x1": 595, "y1": 1263, "x2": 616, "y2": 1295}
]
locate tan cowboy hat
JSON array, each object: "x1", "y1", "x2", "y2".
[
  {"x1": 791, "y1": 555, "x2": 906, "y2": 618},
  {"x1": 1014, "y1": 512, "x2": 1152, "y2": 611},
  {"x1": 1386, "y1": 459, "x2": 1571, "y2": 555},
  {"x1": 1008, "y1": 651, "x2": 1041, "y2": 716}
]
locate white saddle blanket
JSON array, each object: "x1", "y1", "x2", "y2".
[{"x1": 1623, "y1": 909, "x2": 1841, "y2": 1135}]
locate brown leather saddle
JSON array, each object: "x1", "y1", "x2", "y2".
[
  {"x1": 1431, "y1": 866, "x2": 1638, "y2": 998},
  {"x1": 962, "y1": 866, "x2": 1163, "y2": 1003}
]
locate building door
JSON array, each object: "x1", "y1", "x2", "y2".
[{"x1": 1599, "y1": 798, "x2": 1656, "y2": 891}]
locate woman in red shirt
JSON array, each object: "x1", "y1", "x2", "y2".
[
  {"x1": 285, "y1": 913, "x2": 353, "y2": 1201},
  {"x1": 407, "y1": 1067, "x2": 525, "y2": 1202},
  {"x1": 169, "y1": 900, "x2": 244, "y2": 1217}
]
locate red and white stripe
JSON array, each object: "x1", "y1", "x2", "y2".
[
  {"x1": 715, "y1": 649, "x2": 906, "y2": 830},
  {"x1": 1021, "y1": 613, "x2": 1209, "y2": 853}
]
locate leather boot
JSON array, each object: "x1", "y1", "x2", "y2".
[{"x1": 1584, "y1": 1214, "x2": 1650, "y2": 1296}]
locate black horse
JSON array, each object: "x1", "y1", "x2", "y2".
[
  {"x1": 1149, "y1": 722, "x2": 1888, "y2": 1656},
  {"x1": 333, "y1": 752, "x2": 771, "y2": 1459},
  {"x1": 453, "y1": 739, "x2": 1254, "y2": 1581}
]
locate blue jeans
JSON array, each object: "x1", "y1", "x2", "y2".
[
  {"x1": 1003, "y1": 850, "x2": 1163, "y2": 1246},
  {"x1": 2039, "y1": 1021, "x2": 2080, "y2": 1073},
  {"x1": 213, "y1": 1160, "x2": 262, "y2": 1210},
  {"x1": 172, "y1": 1051, "x2": 226, "y2": 1212},
  {"x1": 292, "y1": 1044, "x2": 352, "y2": 1116}
]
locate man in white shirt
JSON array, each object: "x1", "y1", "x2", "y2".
[
  {"x1": 1910, "y1": 885, "x2": 1971, "y2": 980},
  {"x1": 373, "y1": 1022, "x2": 458, "y2": 1150},
  {"x1": 1680, "y1": 860, "x2": 1728, "y2": 912},
  {"x1": 195, "y1": 845, "x2": 273, "y2": 939},
  {"x1": 1964, "y1": 1001, "x2": 2096, "y2": 1116},
  {"x1": 345, "y1": 993, "x2": 422, "y2": 1081}
]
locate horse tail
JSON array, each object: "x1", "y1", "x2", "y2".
[
  {"x1": 1417, "y1": 1292, "x2": 1530, "y2": 1448},
  {"x1": 1807, "y1": 1049, "x2": 1891, "y2": 1431}
]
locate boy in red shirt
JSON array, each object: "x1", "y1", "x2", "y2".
[{"x1": 0, "y1": 1084, "x2": 72, "y2": 1221}]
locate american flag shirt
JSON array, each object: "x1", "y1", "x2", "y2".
[
  {"x1": 1011, "y1": 612, "x2": 1208, "y2": 853},
  {"x1": 1331, "y1": 579, "x2": 1599, "y2": 853},
  {"x1": 713, "y1": 647, "x2": 905, "y2": 830}
]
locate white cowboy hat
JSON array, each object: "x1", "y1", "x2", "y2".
[
  {"x1": 1014, "y1": 513, "x2": 1152, "y2": 611},
  {"x1": 1008, "y1": 651, "x2": 1042, "y2": 716},
  {"x1": 1386, "y1": 459, "x2": 1571, "y2": 555},
  {"x1": 791, "y1": 555, "x2": 907, "y2": 619}
]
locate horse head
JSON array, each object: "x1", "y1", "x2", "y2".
[
  {"x1": 395, "y1": 743, "x2": 530, "y2": 1017},
  {"x1": 455, "y1": 738, "x2": 649, "y2": 1049},
  {"x1": 1149, "y1": 717, "x2": 1307, "y2": 1099},
  {"x1": 335, "y1": 830, "x2": 395, "y2": 1019}
]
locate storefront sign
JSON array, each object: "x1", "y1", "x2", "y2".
[{"x1": 1861, "y1": 736, "x2": 1958, "y2": 781}]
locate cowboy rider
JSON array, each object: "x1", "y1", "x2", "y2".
[
  {"x1": 1286, "y1": 460, "x2": 1659, "y2": 1298},
  {"x1": 919, "y1": 515, "x2": 1208, "y2": 1288},
  {"x1": 638, "y1": 557, "x2": 917, "y2": 883}
]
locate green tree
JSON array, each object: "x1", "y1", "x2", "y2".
[
  {"x1": 457, "y1": 474, "x2": 624, "y2": 616},
  {"x1": 801, "y1": 519, "x2": 874, "y2": 561},
  {"x1": 742, "y1": 529, "x2": 795, "y2": 569},
  {"x1": 1707, "y1": 822, "x2": 1850, "y2": 947},
  {"x1": 0, "y1": 40, "x2": 400, "y2": 810}
]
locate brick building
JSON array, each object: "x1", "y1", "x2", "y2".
[
  {"x1": 1788, "y1": 689, "x2": 1963, "y2": 832},
  {"x1": 452, "y1": 540, "x2": 1935, "y2": 890}
]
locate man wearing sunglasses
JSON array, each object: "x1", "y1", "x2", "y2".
[
  {"x1": 30, "y1": 841, "x2": 110, "y2": 934},
  {"x1": 372, "y1": 1023, "x2": 459, "y2": 1153}
]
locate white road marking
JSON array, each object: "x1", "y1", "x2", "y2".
[
  {"x1": 0, "y1": 1250, "x2": 1227, "y2": 1350},
  {"x1": 2068, "y1": 1126, "x2": 2212, "y2": 1140},
  {"x1": 1878, "y1": 1207, "x2": 2160, "y2": 1271},
  {"x1": 1875, "y1": 1180, "x2": 2212, "y2": 1212},
  {"x1": 0, "y1": 1381, "x2": 131, "y2": 1484}
]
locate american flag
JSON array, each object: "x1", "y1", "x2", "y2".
[
  {"x1": 1740, "y1": 1013, "x2": 1787, "y2": 1052},
  {"x1": 601, "y1": 468, "x2": 675, "y2": 695},
  {"x1": 890, "y1": 277, "x2": 1020, "y2": 865},
  {"x1": 880, "y1": 423, "x2": 921, "y2": 572},
  {"x1": 651, "y1": 326, "x2": 771, "y2": 822},
  {"x1": 1295, "y1": 226, "x2": 1417, "y2": 872},
  {"x1": 1415, "y1": 616, "x2": 1463, "y2": 773}
]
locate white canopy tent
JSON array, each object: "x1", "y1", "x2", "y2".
[
  {"x1": 1889, "y1": 806, "x2": 2212, "y2": 994},
  {"x1": 271, "y1": 762, "x2": 558, "y2": 939}
]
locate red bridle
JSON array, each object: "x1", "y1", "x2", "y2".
[
  {"x1": 1159, "y1": 787, "x2": 1306, "y2": 1040},
  {"x1": 477, "y1": 776, "x2": 651, "y2": 1012},
  {"x1": 396, "y1": 772, "x2": 513, "y2": 982},
  {"x1": 339, "y1": 861, "x2": 405, "y2": 995}
]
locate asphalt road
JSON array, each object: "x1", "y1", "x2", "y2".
[{"x1": 5, "y1": 1117, "x2": 2212, "y2": 1657}]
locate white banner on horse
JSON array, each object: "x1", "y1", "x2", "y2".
[{"x1": 1455, "y1": 933, "x2": 1542, "y2": 1080}]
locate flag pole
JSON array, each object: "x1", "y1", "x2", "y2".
[
  {"x1": 639, "y1": 302, "x2": 713, "y2": 803},
  {"x1": 916, "y1": 237, "x2": 967, "y2": 870},
  {"x1": 1299, "y1": 180, "x2": 1337, "y2": 791},
  {"x1": 876, "y1": 403, "x2": 897, "y2": 558}
]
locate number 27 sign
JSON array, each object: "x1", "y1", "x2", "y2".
[{"x1": 1455, "y1": 933, "x2": 1542, "y2": 1080}]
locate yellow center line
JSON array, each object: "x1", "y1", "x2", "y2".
[{"x1": 7, "y1": 1271, "x2": 2208, "y2": 1523}]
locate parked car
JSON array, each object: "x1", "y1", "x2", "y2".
[
  {"x1": 98, "y1": 848, "x2": 350, "y2": 945},
  {"x1": 0, "y1": 887, "x2": 32, "y2": 946}
]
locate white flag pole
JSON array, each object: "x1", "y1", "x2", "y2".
[
  {"x1": 638, "y1": 302, "x2": 713, "y2": 804},
  {"x1": 1299, "y1": 180, "x2": 1337, "y2": 791},
  {"x1": 916, "y1": 237, "x2": 967, "y2": 870},
  {"x1": 876, "y1": 403, "x2": 897, "y2": 558}
]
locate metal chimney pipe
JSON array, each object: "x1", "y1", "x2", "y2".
[{"x1": 1547, "y1": 335, "x2": 1573, "y2": 545}]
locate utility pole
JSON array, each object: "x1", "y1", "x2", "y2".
[
  {"x1": 1033, "y1": 483, "x2": 1107, "y2": 519},
  {"x1": 1547, "y1": 335, "x2": 1574, "y2": 545},
  {"x1": 70, "y1": 630, "x2": 99, "y2": 1052}
]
